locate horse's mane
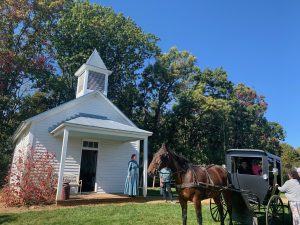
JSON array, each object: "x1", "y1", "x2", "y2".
[
  {"x1": 171, "y1": 151, "x2": 189, "y2": 165},
  {"x1": 168, "y1": 148, "x2": 191, "y2": 171},
  {"x1": 164, "y1": 145, "x2": 217, "y2": 171}
]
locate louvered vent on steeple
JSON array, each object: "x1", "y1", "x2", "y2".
[
  {"x1": 74, "y1": 49, "x2": 112, "y2": 98},
  {"x1": 87, "y1": 71, "x2": 106, "y2": 92}
]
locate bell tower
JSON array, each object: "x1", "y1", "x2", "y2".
[{"x1": 75, "y1": 49, "x2": 112, "y2": 98}]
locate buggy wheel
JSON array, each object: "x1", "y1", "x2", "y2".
[
  {"x1": 266, "y1": 195, "x2": 284, "y2": 225},
  {"x1": 210, "y1": 195, "x2": 228, "y2": 222}
]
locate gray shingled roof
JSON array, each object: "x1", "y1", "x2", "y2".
[{"x1": 49, "y1": 113, "x2": 151, "y2": 135}]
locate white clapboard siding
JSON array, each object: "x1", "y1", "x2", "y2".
[
  {"x1": 33, "y1": 93, "x2": 132, "y2": 127},
  {"x1": 64, "y1": 138, "x2": 82, "y2": 194},
  {"x1": 11, "y1": 91, "x2": 145, "y2": 195},
  {"x1": 30, "y1": 93, "x2": 133, "y2": 168},
  {"x1": 13, "y1": 93, "x2": 141, "y2": 194},
  {"x1": 10, "y1": 128, "x2": 31, "y2": 184},
  {"x1": 12, "y1": 128, "x2": 30, "y2": 162},
  {"x1": 63, "y1": 138, "x2": 81, "y2": 174},
  {"x1": 96, "y1": 141, "x2": 139, "y2": 193},
  {"x1": 13, "y1": 128, "x2": 30, "y2": 155}
]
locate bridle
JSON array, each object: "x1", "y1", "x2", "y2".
[
  {"x1": 153, "y1": 152, "x2": 170, "y2": 175},
  {"x1": 153, "y1": 151, "x2": 187, "y2": 178}
]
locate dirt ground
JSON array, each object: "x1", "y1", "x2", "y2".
[
  {"x1": 0, "y1": 192, "x2": 211, "y2": 214},
  {"x1": 0, "y1": 190, "x2": 286, "y2": 215}
]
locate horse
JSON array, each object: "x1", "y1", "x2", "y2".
[{"x1": 148, "y1": 144, "x2": 233, "y2": 225}]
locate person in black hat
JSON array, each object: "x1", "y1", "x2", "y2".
[{"x1": 238, "y1": 160, "x2": 252, "y2": 174}]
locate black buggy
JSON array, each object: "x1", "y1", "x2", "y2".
[{"x1": 209, "y1": 149, "x2": 288, "y2": 225}]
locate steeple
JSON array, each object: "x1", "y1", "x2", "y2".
[{"x1": 75, "y1": 49, "x2": 112, "y2": 98}]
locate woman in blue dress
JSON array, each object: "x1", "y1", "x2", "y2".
[{"x1": 124, "y1": 154, "x2": 139, "y2": 197}]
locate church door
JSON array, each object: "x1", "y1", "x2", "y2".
[{"x1": 79, "y1": 150, "x2": 98, "y2": 192}]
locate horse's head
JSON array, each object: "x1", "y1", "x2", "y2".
[{"x1": 148, "y1": 143, "x2": 171, "y2": 177}]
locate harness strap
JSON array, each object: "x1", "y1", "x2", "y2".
[
  {"x1": 204, "y1": 167, "x2": 214, "y2": 186},
  {"x1": 175, "y1": 165, "x2": 216, "y2": 191},
  {"x1": 190, "y1": 165, "x2": 199, "y2": 184},
  {"x1": 175, "y1": 181, "x2": 227, "y2": 192}
]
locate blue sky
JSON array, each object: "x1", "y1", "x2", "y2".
[{"x1": 94, "y1": 0, "x2": 300, "y2": 148}]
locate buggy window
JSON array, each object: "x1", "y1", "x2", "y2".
[
  {"x1": 231, "y1": 157, "x2": 262, "y2": 175},
  {"x1": 276, "y1": 160, "x2": 281, "y2": 185},
  {"x1": 268, "y1": 158, "x2": 275, "y2": 186}
]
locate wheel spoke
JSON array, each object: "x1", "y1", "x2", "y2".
[
  {"x1": 212, "y1": 209, "x2": 218, "y2": 216},
  {"x1": 266, "y1": 195, "x2": 284, "y2": 225},
  {"x1": 211, "y1": 205, "x2": 218, "y2": 210},
  {"x1": 210, "y1": 196, "x2": 227, "y2": 222}
]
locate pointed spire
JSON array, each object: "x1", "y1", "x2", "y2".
[
  {"x1": 86, "y1": 49, "x2": 107, "y2": 70},
  {"x1": 75, "y1": 48, "x2": 112, "y2": 98}
]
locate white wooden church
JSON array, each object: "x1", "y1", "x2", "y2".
[{"x1": 12, "y1": 50, "x2": 152, "y2": 200}]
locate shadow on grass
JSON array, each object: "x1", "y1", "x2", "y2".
[
  {"x1": 253, "y1": 207, "x2": 292, "y2": 225},
  {"x1": 0, "y1": 214, "x2": 16, "y2": 224},
  {"x1": 144, "y1": 188, "x2": 293, "y2": 225},
  {"x1": 140, "y1": 187, "x2": 178, "y2": 197}
]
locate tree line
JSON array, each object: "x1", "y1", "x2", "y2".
[{"x1": 0, "y1": 0, "x2": 298, "y2": 184}]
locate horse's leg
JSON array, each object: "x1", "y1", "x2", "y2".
[
  {"x1": 213, "y1": 194, "x2": 224, "y2": 225},
  {"x1": 193, "y1": 197, "x2": 202, "y2": 225},
  {"x1": 178, "y1": 195, "x2": 187, "y2": 225},
  {"x1": 222, "y1": 191, "x2": 233, "y2": 225}
]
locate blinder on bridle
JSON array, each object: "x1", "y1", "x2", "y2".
[
  {"x1": 161, "y1": 153, "x2": 169, "y2": 163},
  {"x1": 154, "y1": 152, "x2": 170, "y2": 174}
]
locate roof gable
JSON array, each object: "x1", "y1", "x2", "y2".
[{"x1": 13, "y1": 91, "x2": 138, "y2": 142}]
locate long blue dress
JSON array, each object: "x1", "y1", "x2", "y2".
[{"x1": 124, "y1": 160, "x2": 139, "y2": 196}]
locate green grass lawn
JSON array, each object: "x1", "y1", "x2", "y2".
[
  {"x1": 0, "y1": 203, "x2": 229, "y2": 225},
  {"x1": 0, "y1": 187, "x2": 292, "y2": 225},
  {"x1": 0, "y1": 202, "x2": 292, "y2": 225}
]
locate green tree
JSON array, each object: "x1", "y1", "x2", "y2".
[
  {"x1": 281, "y1": 143, "x2": 300, "y2": 181},
  {"x1": 167, "y1": 68, "x2": 233, "y2": 163},
  {"x1": 52, "y1": 2, "x2": 160, "y2": 116},
  {"x1": 169, "y1": 87, "x2": 230, "y2": 164},
  {"x1": 227, "y1": 84, "x2": 284, "y2": 154},
  {"x1": 194, "y1": 68, "x2": 233, "y2": 99},
  {"x1": 136, "y1": 47, "x2": 200, "y2": 156},
  {"x1": 167, "y1": 77, "x2": 285, "y2": 164},
  {"x1": 0, "y1": 0, "x2": 67, "y2": 185}
]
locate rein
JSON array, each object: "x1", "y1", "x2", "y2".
[
  {"x1": 153, "y1": 149, "x2": 219, "y2": 191},
  {"x1": 174, "y1": 165, "x2": 216, "y2": 190}
]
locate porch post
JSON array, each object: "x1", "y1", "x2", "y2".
[
  {"x1": 143, "y1": 137, "x2": 148, "y2": 197},
  {"x1": 56, "y1": 128, "x2": 69, "y2": 201}
]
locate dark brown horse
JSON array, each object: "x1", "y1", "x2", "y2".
[{"x1": 148, "y1": 144, "x2": 233, "y2": 225}]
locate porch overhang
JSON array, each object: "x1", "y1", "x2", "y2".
[
  {"x1": 53, "y1": 116, "x2": 152, "y2": 200},
  {"x1": 49, "y1": 117, "x2": 152, "y2": 142}
]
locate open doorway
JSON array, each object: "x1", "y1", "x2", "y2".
[{"x1": 79, "y1": 149, "x2": 98, "y2": 192}]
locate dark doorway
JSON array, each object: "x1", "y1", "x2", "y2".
[{"x1": 79, "y1": 150, "x2": 98, "y2": 192}]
